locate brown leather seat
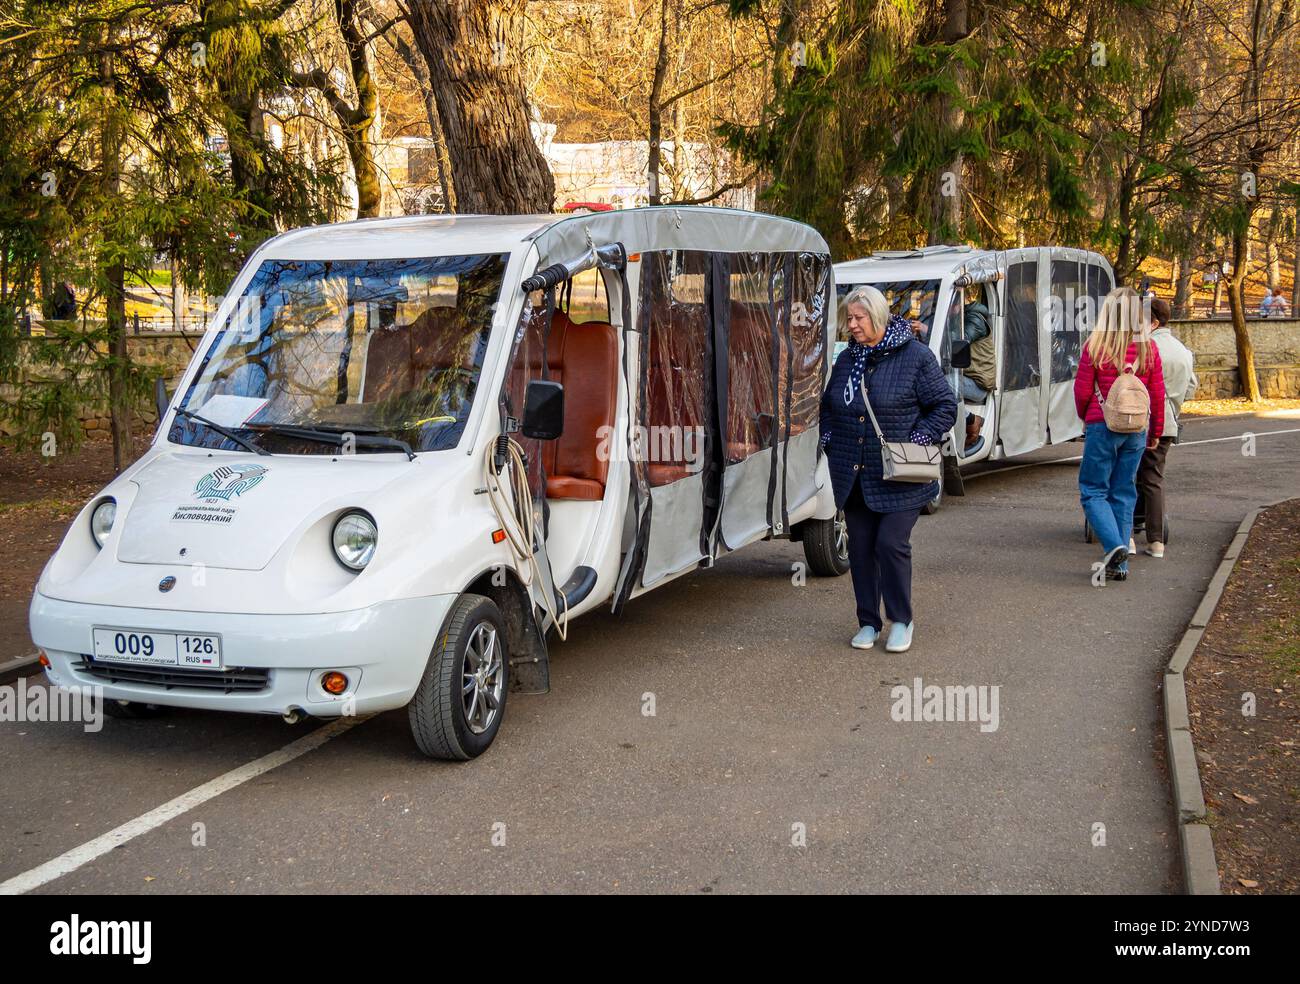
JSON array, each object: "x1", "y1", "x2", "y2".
[
  {"x1": 726, "y1": 300, "x2": 774, "y2": 461},
  {"x1": 542, "y1": 311, "x2": 619, "y2": 501},
  {"x1": 363, "y1": 307, "x2": 477, "y2": 403},
  {"x1": 644, "y1": 303, "x2": 707, "y2": 487}
]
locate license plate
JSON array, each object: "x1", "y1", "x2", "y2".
[{"x1": 92, "y1": 628, "x2": 223, "y2": 669}]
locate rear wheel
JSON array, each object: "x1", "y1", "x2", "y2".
[
  {"x1": 408, "y1": 594, "x2": 509, "y2": 760},
  {"x1": 802, "y1": 511, "x2": 850, "y2": 577}
]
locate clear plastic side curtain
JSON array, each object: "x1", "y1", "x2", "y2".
[
  {"x1": 640, "y1": 251, "x2": 710, "y2": 487},
  {"x1": 724, "y1": 252, "x2": 778, "y2": 466},
  {"x1": 1049, "y1": 256, "x2": 1086, "y2": 384},
  {"x1": 780, "y1": 251, "x2": 830, "y2": 528},
  {"x1": 1003, "y1": 258, "x2": 1040, "y2": 391},
  {"x1": 788, "y1": 252, "x2": 829, "y2": 434}
]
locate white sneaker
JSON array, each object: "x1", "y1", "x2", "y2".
[{"x1": 1145, "y1": 542, "x2": 1165, "y2": 558}]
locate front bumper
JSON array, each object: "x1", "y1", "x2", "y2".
[{"x1": 29, "y1": 592, "x2": 456, "y2": 717}]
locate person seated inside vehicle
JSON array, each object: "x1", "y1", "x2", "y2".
[{"x1": 960, "y1": 300, "x2": 995, "y2": 455}]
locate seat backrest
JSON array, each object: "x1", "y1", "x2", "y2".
[
  {"x1": 363, "y1": 307, "x2": 475, "y2": 402},
  {"x1": 550, "y1": 315, "x2": 617, "y2": 487},
  {"x1": 727, "y1": 300, "x2": 774, "y2": 456}
]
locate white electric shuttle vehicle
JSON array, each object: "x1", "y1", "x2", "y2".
[
  {"x1": 30, "y1": 207, "x2": 843, "y2": 759},
  {"x1": 834, "y1": 245, "x2": 1115, "y2": 511}
]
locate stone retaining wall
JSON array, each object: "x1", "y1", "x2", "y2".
[
  {"x1": 1, "y1": 330, "x2": 202, "y2": 436},
  {"x1": 1167, "y1": 319, "x2": 1300, "y2": 398}
]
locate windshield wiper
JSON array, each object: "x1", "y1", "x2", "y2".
[
  {"x1": 247, "y1": 422, "x2": 416, "y2": 460},
  {"x1": 174, "y1": 407, "x2": 271, "y2": 456}
]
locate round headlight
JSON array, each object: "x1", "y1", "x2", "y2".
[
  {"x1": 90, "y1": 499, "x2": 116, "y2": 548},
  {"x1": 332, "y1": 511, "x2": 378, "y2": 571}
]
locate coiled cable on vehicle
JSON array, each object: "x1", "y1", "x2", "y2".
[{"x1": 483, "y1": 436, "x2": 569, "y2": 641}]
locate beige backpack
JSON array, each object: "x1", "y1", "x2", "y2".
[{"x1": 1095, "y1": 364, "x2": 1150, "y2": 433}]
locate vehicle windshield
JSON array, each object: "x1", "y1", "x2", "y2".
[
  {"x1": 836, "y1": 279, "x2": 941, "y2": 343},
  {"x1": 170, "y1": 254, "x2": 506, "y2": 455}
]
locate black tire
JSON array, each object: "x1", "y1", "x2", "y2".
[
  {"x1": 408, "y1": 594, "x2": 509, "y2": 760},
  {"x1": 103, "y1": 699, "x2": 166, "y2": 719},
  {"x1": 802, "y1": 511, "x2": 850, "y2": 577}
]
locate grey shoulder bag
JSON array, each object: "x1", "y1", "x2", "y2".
[{"x1": 860, "y1": 379, "x2": 942, "y2": 483}]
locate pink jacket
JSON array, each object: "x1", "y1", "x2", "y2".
[{"x1": 1074, "y1": 342, "x2": 1165, "y2": 439}]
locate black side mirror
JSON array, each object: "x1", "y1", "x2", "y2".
[
  {"x1": 521, "y1": 379, "x2": 564, "y2": 440},
  {"x1": 950, "y1": 339, "x2": 972, "y2": 370},
  {"x1": 155, "y1": 376, "x2": 170, "y2": 419}
]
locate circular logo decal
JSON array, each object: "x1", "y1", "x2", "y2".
[
  {"x1": 158, "y1": 576, "x2": 177, "y2": 593},
  {"x1": 194, "y1": 464, "x2": 269, "y2": 503}
]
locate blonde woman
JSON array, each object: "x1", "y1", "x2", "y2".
[
  {"x1": 1073, "y1": 287, "x2": 1166, "y2": 581},
  {"x1": 819, "y1": 285, "x2": 957, "y2": 651}
]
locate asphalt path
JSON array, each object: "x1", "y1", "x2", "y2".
[{"x1": 2, "y1": 411, "x2": 1297, "y2": 894}]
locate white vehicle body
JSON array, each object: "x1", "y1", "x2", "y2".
[
  {"x1": 30, "y1": 207, "x2": 839, "y2": 757},
  {"x1": 834, "y1": 245, "x2": 1114, "y2": 485}
]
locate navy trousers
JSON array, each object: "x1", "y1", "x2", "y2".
[{"x1": 842, "y1": 483, "x2": 922, "y2": 630}]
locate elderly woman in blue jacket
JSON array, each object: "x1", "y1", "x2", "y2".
[{"x1": 820, "y1": 285, "x2": 958, "y2": 653}]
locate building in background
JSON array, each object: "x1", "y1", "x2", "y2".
[{"x1": 375, "y1": 122, "x2": 753, "y2": 216}]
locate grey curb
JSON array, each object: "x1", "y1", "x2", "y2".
[
  {"x1": 0, "y1": 654, "x2": 42, "y2": 687},
  {"x1": 1164, "y1": 497, "x2": 1293, "y2": 895}
]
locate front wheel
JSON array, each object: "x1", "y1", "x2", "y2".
[
  {"x1": 408, "y1": 594, "x2": 510, "y2": 760},
  {"x1": 802, "y1": 510, "x2": 850, "y2": 576}
]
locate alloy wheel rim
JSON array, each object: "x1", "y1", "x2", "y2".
[
  {"x1": 461, "y1": 622, "x2": 503, "y2": 735},
  {"x1": 834, "y1": 510, "x2": 849, "y2": 561}
]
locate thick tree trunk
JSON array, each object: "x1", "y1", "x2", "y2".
[
  {"x1": 406, "y1": 0, "x2": 554, "y2": 213},
  {"x1": 927, "y1": 0, "x2": 967, "y2": 245},
  {"x1": 1172, "y1": 249, "x2": 1195, "y2": 318},
  {"x1": 1228, "y1": 223, "x2": 1261, "y2": 402},
  {"x1": 338, "y1": 0, "x2": 381, "y2": 218},
  {"x1": 647, "y1": 0, "x2": 671, "y2": 206},
  {"x1": 1293, "y1": 224, "x2": 1300, "y2": 313},
  {"x1": 1263, "y1": 207, "x2": 1281, "y2": 289},
  {"x1": 1112, "y1": 165, "x2": 1138, "y2": 286},
  {"x1": 101, "y1": 48, "x2": 131, "y2": 472}
]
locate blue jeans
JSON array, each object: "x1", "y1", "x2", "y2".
[
  {"x1": 961, "y1": 375, "x2": 988, "y2": 402},
  {"x1": 1079, "y1": 422, "x2": 1146, "y2": 564}
]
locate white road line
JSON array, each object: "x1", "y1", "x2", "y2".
[
  {"x1": 1177, "y1": 426, "x2": 1300, "y2": 447},
  {"x1": 967, "y1": 426, "x2": 1300, "y2": 480},
  {"x1": 0, "y1": 715, "x2": 366, "y2": 895}
]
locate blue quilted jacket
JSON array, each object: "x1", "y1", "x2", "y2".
[{"x1": 819, "y1": 330, "x2": 959, "y2": 512}]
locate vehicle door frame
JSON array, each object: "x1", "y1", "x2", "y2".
[{"x1": 994, "y1": 247, "x2": 1048, "y2": 457}]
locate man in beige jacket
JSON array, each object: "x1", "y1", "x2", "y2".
[{"x1": 1135, "y1": 297, "x2": 1198, "y2": 557}]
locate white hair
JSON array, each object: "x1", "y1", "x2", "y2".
[{"x1": 843, "y1": 285, "x2": 891, "y2": 334}]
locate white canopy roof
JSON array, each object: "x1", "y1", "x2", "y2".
[
  {"x1": 529, "y1": 206, "x2": 829, "y2": 268},
  {"x1": 256, "y1": 207, "x2": 829, "y2": 264}
]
